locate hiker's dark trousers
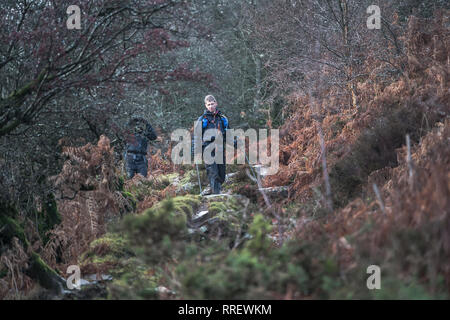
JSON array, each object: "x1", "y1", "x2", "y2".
[
  {"x1": 206, "y1": 162, "x2": 225, "y2": 194},
  {"x1": 126, "y1": 152, "x2": 148, "y2": 179},
  {"x1": 205, "y1": 148, "x2": 226, "y2": 194}
]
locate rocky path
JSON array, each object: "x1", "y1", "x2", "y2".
[{"x1": 55, "y1": 165, "x2": 290, "y2": 299}]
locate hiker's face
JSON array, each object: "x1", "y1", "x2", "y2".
[{"x1": 205, "y1": 100, "x2": 217, "y2": 112}]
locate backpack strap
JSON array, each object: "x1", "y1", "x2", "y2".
[
  {"x1": 221, "y1": 115, "x2": 229, "y2": 131},
  {"x1": 202, "y1": 113, "x2": 228, "y2": 132}
]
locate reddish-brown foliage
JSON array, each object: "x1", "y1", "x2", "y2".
[
  {"x1": 44, "y1": 135, "x2": 128, "y2": 272},
  {"x1": 266, "y1": 12, "x2": 449, "y2": 205}
]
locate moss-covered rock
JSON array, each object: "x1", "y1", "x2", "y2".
[
  {"x1": 0, "y1": 202, "x2": 66, "y2": 293},
  {"x1": 27, "y1": 252, "x2": 65, "y2": 293},
  {"x1": 80, "y1": 233, "x2": 133, "y2": 277},
  {"x1": 155, "y1": 173, "x2": 179, "y2": 190},
  {"x1": 176, "y1": 169, "x2": 200, "y2": 194},
  {"x1": 159, "y1": 194, "x2": 202, "y2": 217},
  {"x1": 89, "y1": 233, "x2": 131, "y2": 257},
  {"x1": 244, "y1": 214, "x2": 272, "y2": 255},
  {"x1": 176, "y1": 233, "x2": 339, "y2": 299},
  {"x1": 190, "y1": 194, "x2": 253, "y2": 246},
  {"x1": 120, "y1": 196, "x2": 198, "y2": 264},
  {"x1": 106, "y1": 257, "x2": 161, "y2": 300}
]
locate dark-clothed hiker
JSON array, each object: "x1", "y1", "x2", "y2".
[
  {"x1": 124, "y1": 117, "x2": 157, "y2": 179},
  {"x1": 193, "y1": 95, "x2": 230, "y2": 195}
]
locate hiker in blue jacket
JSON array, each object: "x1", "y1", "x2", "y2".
[
  {"x1": 124, "y1": 117, "x2": 157, "y2": 179},
  {"x1": 193, "y1": 95, "x2": 230, "y2": 195}
]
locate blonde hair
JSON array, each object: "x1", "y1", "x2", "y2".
[{"x1": 204, "y1": 95, "x2": 217, "y2": 103}]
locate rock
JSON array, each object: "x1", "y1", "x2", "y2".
[
  {"x1": 187, "y1": 194, "x2": 251, "y2": 244},
  {"x1": 193, "y1": 210, "x2": 209, "y2": 220},
  {"x1": 225, "y1": 172, "x2": 239, "y2": 182},
  {"x1": 61, "y1": 282, "x2": 109, "y2": 300},
  {"x1": 188, "y1": 209, "x2": 211, "y2": 229},
  {"x1": 84, "y1": 274, "x2": 113, "y2": 282},
  {"x1": 203, "y1": 194, "x2": 231, "y2": 200},
  {"x1": 200, "y1": 187, "x2": 212, "y2": 196},
  {"x1": 174, "y1": 170, "x2": 201, "y2": 194},
  {"x1": 156, "y1": 286, "x2": 176, "y2": 297},
  {"x1": 258, "y1": 186, "x2": 289, "y2": 198},
  {"x1": 59, "y1": 273, "x2": 113, "y2": 300},
  {"x1": 251, "y1": 165, "x2": 271, "y2": 177},
  {"x1": 177, "y1": 182, "x2": 196, "y2": 193}
]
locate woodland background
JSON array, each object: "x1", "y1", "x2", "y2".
[{"x1": 0, "y1": 0, "x2": 449, "y2": 299}]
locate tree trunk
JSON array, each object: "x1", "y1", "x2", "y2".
[{"x1": 339, "y1": 0, "x2": 358, "y2": 108}]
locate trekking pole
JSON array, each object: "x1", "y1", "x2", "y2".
[{"x1": 195, "y1": 163, "x2": 202, "y2": 195}]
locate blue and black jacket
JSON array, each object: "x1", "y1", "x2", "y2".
[{"x1": 193, "y1": 109, "x2": 230, "y2": 150}]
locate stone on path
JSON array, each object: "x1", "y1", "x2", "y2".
[{"x1": 258, "y1": 186, "x2": 289, "y2": 198}]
